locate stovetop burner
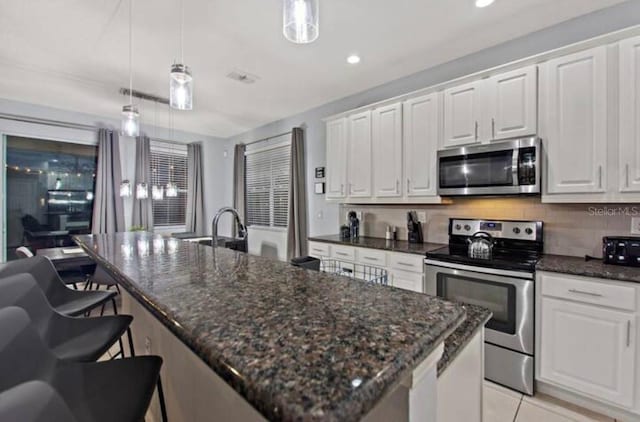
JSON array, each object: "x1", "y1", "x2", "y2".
[{"x1": 425, "y1": 218, "x2": 544, "y2": 273}]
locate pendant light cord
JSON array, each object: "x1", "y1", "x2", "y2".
[
  {"x1": 129, "y1": 0, "x2": 133, "y2": 105},
  {"x1": 180, "y1": 0, "x2": 184, "y2": 63}
]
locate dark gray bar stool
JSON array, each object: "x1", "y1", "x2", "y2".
[
  {"x1": 0, "y1": 273, "x2": 133, "y2": 361},
  {"x1": 0, "y1": 381, "x2": 78, "y2": 422},
  {"x1": 0, "y1": 255, "x2": 116, "y2": 316},
  {"x1": 0, "y1": 306, "x2": 166, "y2": 422}
]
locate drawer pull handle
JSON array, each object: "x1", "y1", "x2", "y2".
[
  {"x1": 312, "y1": 248, "x2": 324, "y2": 253},
  {"x1": 397, "y1": 262, "x2": 415, "y2": 267},
  {"x1": 363, "y1": 256, "x2": 379, "y2": 261},
  {"x1": 336, "y1": 252, "x2": 349, "y2": 257},
  {"x1": 568, "y1": 289, "x2": 603, "y2": 298},
  {"x1": 627, "y1": 320, "x2": 632, "y2": 348}
]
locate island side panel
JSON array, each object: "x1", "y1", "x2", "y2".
[{"x1": 121, "y1": 290, "x2": 267, "y2": 422}]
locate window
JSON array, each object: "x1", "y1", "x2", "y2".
[
  {"x1": 150, "y1": 141, "x2": 188, "y2": 227},
  {"x1": 245, "y1": 144, "x2": 290, "y2": 228},
  {"x1": 5, "y1": 136, "x2": 97, "y2": 260}
]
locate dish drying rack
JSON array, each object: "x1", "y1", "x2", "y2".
[{"x1": 320, "y1": 258, "x2": 389, "y2": 286}]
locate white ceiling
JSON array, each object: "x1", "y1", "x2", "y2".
[{"x1": 0, "y1": 0, "x2": 626, "y2": 138}]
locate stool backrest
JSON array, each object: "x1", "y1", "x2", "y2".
[
  {"x1": 0, "y1": 381, "x2": 77, "y2": 422},
  {"x1": 15, "y1": 247, "x2": 34, "y2": 259},
  {"x1": 0, "y1": 274, "x2": 55, "y2": 339},
  {"x1": 0, "y1": 256, "x2": 65, "y2": 303},
  {"x1": 0, "y1": 307, "x2": 57, "y2": 392}
]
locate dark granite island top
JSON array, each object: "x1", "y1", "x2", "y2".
[
  {"x1": 308, "y1": 235, "x2": 446, "y2": 256},
  {"x1": 75, "y1": 232, "x2": 467, "y2": 421}
]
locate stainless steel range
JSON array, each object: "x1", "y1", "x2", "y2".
[{"x1": 424, "y1": 218, "x2": 543, "y2": 395}]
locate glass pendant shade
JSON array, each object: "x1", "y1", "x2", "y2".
[
  {"x1": 119, "y1": 180, "x2": 132, "y2": 197},
  {"x1": 283, "y1": 0, "x2": 319, "y2": 44},
  {"x1": 136, "y1": 182, "x2": 148, "y2": 199},
  {"x1": 170, "y1": 64, "x2": 193, "y2": 110},
  {"x1": 152, "y1": 185, "x2": 164, "y2": 200},
  {"x1": 121, "y1": 105, "x2": 140, "y2": 137},
  {"x1": 166, "y1": 182, "x2": 178, "y2": 198}
]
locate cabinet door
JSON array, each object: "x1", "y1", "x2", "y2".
[
  {"x1": 540, "y1": 297, "x2": 635, "y2": 407},
  {"x1": 391, "y1": 269, "x2": 424, "y2": 293},
  {"x1": 486, "y1": 65, "x2": 537, "y2": 141},
  {"x1": 443, "y1": 80, "x2": 483, "y2": 147},
  {"x1": 372, "y1": 103, "x2": 402, "y2": 197},
  {"x1": 348, "y1": 111, "x2": 373, "y2": 198},
  {"x1": 325, "y1": 118, "x2": 348, "y2": 199},
  {"x1": 403, "y1": 93, "x2": 439, "y2": 197},
  {"x1": 619, "y1": 35, "x2": 640, "y2": 193},
  {"x1": 541, "y1": 46, "x2": 608, "y2": 194}
]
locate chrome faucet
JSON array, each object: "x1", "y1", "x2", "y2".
[{"x1": 212, "y1": 207, "x2": 247, "y2": 248}]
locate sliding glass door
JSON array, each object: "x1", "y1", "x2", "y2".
[{"x1": 3, "y1": 136, "x2": 97, "y2": 260}]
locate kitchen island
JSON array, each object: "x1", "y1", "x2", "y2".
[{"x1": 75, "y1": 232, "x2": 484, "y2": 421}]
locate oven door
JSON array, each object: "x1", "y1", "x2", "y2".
[{"x1": 424, "y1": 259, "x2": 534, "y2": 355}]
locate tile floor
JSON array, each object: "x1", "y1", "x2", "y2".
[{"x1": 484, "y1": 381, "x2": 618, "y2": 422}]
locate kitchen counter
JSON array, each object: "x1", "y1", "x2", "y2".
[
  {"x1": 537, "y1": 254, "x2": 640, "y2": 284},
  {"x1": 75, "y1": 232, "x2": 468, "y2": 421},
  {"x1": 438, "y1": 304, "x2": 492, "y2": 376},
  {"x1": 308, "y1": 234, "x2": 446, "y2": 256}
]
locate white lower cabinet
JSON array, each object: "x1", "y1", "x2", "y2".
[
  {"x1": 390, "y1": 269, "x2": 424, "y2": 293},
  {"x1": 537, "y1": 271, "x2": 640, "y2": 416}
]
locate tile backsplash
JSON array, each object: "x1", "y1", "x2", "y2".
[{"x1": 340, "y1": 198, "x2": 638, "y2": 258}]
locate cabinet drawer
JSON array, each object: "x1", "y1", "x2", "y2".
[
  {"x1": 389, "y1": 253, "x2": 424, "y2": 273},
  {"x1": 331, "y1": 245, "x2": 356, "y2": 261},
  {"x1": 308, "y1": 242, "x2": 330, "y2": 257},
  {"x1": 392, "y1": 269, "x2": 424, "y2": 293},
  {"x1": 540, "y1": 272, "x2": 637, "y2": 312},
  {"x1": 355, "y1": 248, "x2": 387, "y2": 267}
]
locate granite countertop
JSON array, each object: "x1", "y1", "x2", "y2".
[
  {"x1": 308, "y1": 235, "x2": 446, "y2": 256},
  {"x1": 438, "y1": 304, "x2": 492, "y2": 376},
  {"x1": 537, "y1": 254, "x2": 640, "y2": 284},
  {"x1": 75, "y1": 232, "x2": 466, "y2": 421}
]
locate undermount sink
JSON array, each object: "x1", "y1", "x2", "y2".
[{"x1": 198, "y1": 237, "x2": 247, "y2": 253}]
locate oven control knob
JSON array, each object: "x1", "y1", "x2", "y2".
[
  {"x1": 513, "y1": 227, "x2": 521, "y2": 234},
  {"x1": 464, "y1": 224, "x2": 471, "y2": 231},
  {"x1": 455, "y1": 224, "x2": 462, "y2": 231},
  {"x1": 525, "y1": 228, "x2": 533, "y2": 235}
]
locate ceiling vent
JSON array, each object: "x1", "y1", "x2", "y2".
[{"x1": 226, "y1": 69, "x2": 259, "y2": 84}]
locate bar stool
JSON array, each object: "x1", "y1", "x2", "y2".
[
  {"x1": 0, "y1": 381, "x2": 78, "y2": 422},
  {"x1": 0, "y1": 273, "x2": 133, "y2": 361},
  {"x1": 0, "y1": 306, "x2": 167, "y2": 422},
  {"x1": 0, "y1": 255, "x2": 117, "y2": 316}
]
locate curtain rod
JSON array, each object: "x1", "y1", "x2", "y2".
[
  {"x1": 0, "y1": 112, "x2": 99, "y2": 132},
  {"x1": 244, "y1": 130, "x2": 292, "y2": 147}
]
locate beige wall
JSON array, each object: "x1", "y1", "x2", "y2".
[{"x1": 340, "y1": 198, "x2": 638, "y2": 258}]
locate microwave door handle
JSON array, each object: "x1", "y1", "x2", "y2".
[{"x1": 512, "y1": 148, "x2": 520, "y2": 186}]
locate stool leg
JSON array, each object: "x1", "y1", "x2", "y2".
[
  {"x1": 111, "y1": 298, "x2": 118, "y2": 315},
  {"x1": 156, "y1": 376, "x2": 168, "y2": 422},
  {"x1": 126, "y1": 327, "x2": 135, "y2": 357}
]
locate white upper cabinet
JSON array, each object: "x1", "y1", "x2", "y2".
[
  {"x1": 325, "y1": 118, "x2": 348, "y2": 199},
  {"x1": 403, "y1": 93, "x2": 440, "y2": 197},
  {"x1": 486, "y1": 65, "x2": 538, "y2": 141},
  {"x1": 619, "y1": 35, "x2": 640, "y2": 193},
  {"x1": 347, "y1": 110, "x2": 373, "y2": 198},
  {"x1": 540, "y1": 46, "x2": 608, "y2": 194},
  {"x1": 443, "y1": 80, "x2": 483, "y2": 147},
  {"x1": 372, "y1": 103, "x2": 403, "y2": 197}
]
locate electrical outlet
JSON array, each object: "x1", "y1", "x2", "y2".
[
  {"x1": 632, "y1": 217, "x2": 640, "y2": 235},
  {"x1": 144, "y1": 337, "x2": 152, "y2": 354},
  {"x1": 417, "y1": 211, "x2": 427, "y2": 223}
]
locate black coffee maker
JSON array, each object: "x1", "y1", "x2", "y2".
[{"x1": 407, "y1": 211, "x2": 423, "y2": 244}]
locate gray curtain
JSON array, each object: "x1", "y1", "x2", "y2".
[
  {"x1": 131, "y1": 135, "x2": 153, "y2": 230},
  {"x1": 287, "y1": 128, "x2": 308, "y2": 260},
  {"x1": 92, "y1": 129, "x2": 125, "y2": 234},
  {"x1": 233, "y1": 143, "x2": 246, "y2": 236},
  {"x1": 186, "y1": 143, "x2": 205, "y2": 235}
]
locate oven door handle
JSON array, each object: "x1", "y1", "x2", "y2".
[
  {"x1": 424, "y1": 259, "x2": 534, "y2": 280},
  {"x1": 512, "y1": 147, "x2": 520, "y2": 186}
]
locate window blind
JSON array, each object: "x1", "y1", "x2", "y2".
[
  {"x1": 150, "y1": 141, "x2": 188, "y2": 227},
  {"x1": 245, "y1": 144, "x2": 291, "y2": 228}
]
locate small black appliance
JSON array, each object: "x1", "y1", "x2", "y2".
[
  {"x1": 603, "y1": 236, "x2": 640, "y2": 267},
  {"x1": 407, "y1": 211, "x2": 423, "y2": 244}
]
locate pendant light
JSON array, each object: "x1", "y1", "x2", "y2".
[
  {"x1": 152, "y1": 185, "x2": 165, "y2": 200},
  {"x1": 120, "y1": 179, "x2": 132, "y2": 197},
  {"x1": 170, "y1": 0, "x2": 193, "y2": 110},
  {"x1": 283, "y1": 0, "x2": 319, "y2": 44},
  {"x1": 166, "y1": 105, "x2": 178, "y2": 197},
  {"x1": 121, "y1": 0, "x2": 140, "y2": 137},
  {"x1": 136, "y1": 182, "x2": 149, "y2": 199}
]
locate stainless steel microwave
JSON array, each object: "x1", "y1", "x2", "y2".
[{"x1": 437, "y1": 137, "x2": 541, "y2": 196}]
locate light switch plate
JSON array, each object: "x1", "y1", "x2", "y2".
[
  {"x1": 631, "y1": 217, "x2": 640, "y2": 235},
  {"x1": 144, "y1": 337, "x2": 152, "y2": 354},
  {"x1": 417, "y1": 211, "x2": 427, "y2": 223}
]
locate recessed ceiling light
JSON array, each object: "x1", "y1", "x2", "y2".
[
  {"x1": 475, "y1": 0, "x2": 494, "y2": 7},
  {"x1": 347, "y1": 55, "x2": 361, "y2": 65}
]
